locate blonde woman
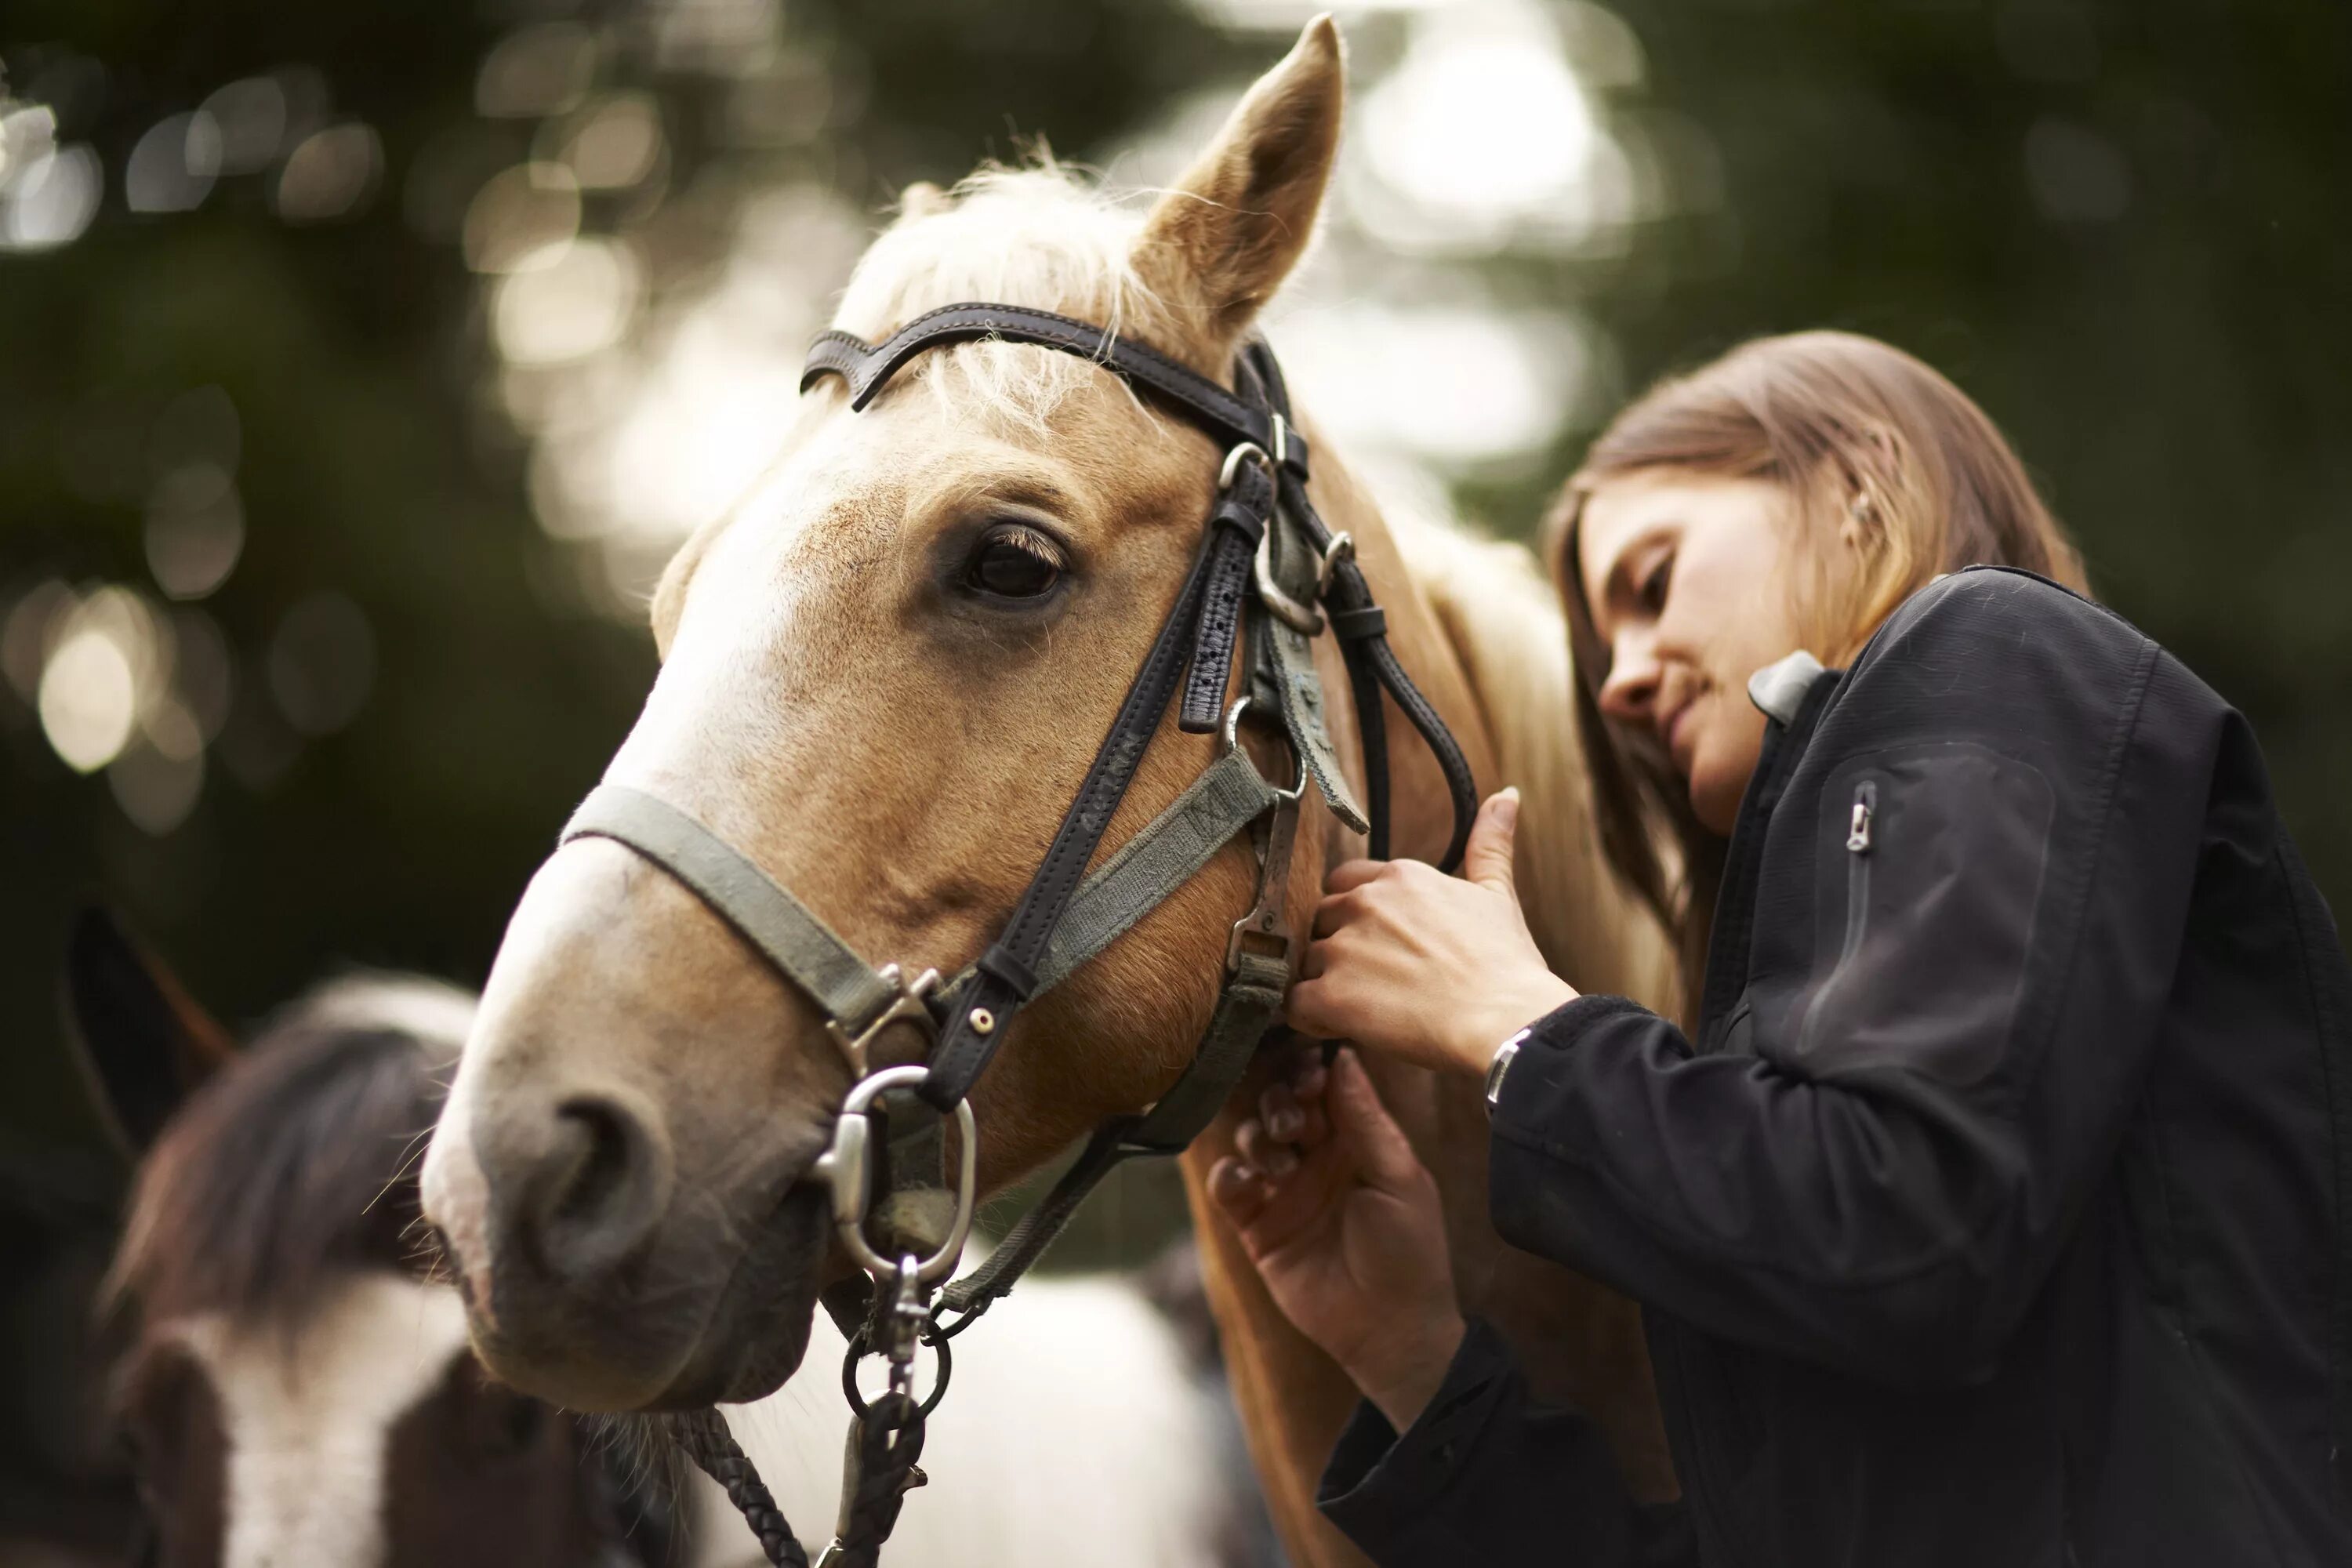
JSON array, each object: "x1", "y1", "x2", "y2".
[{"x1": 1212, "y1": 332, "x2": 2352, "y2": 1566}]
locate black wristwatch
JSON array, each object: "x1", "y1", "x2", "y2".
[{"x1": 1484, "y1": 1027, "x2": 1530, "y2": 1117}]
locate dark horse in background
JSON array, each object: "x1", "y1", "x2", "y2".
[{"x1": 60, "y1": 910, "x2": 681, "y2": 1568}]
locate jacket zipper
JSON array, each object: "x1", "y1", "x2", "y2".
[
  {"x1": 1798, "y1": 779, "x2": 1875, "y2": 1054},
  {"x1": 1842, "y1": 779, "x2": 1875, "y2": 963}
]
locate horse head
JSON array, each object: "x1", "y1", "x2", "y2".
[
  {"x1": 65, "y1": 911, "x2": 677, "y2": 1568},
  {"x1": 421, "y1": 20, "x2": 1359, "y2": 1412}
]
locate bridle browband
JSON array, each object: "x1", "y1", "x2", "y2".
[{"x1": 561, "y1": 303, "x2": 1479, "y2": 1567}]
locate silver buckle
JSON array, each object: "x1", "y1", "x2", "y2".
[
  {"x1": 1254, "y1": 526, "x2": 1325, "y2": 636},
  {"x1": 826, "y1": 963, "x2": 941, "y2": 1078},
  {"x1": 1221, "y1": 698, "x2": 1304, "y2": 973}
]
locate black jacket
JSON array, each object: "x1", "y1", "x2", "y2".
[{"x1": 1317, "y1": 568, "x2": 2352, "y2": 1566}]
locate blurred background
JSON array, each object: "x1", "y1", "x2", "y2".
[{"x1": 3, "y1": 0, "x2": 2346, "y2": 1554}]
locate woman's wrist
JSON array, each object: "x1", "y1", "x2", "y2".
[
  {"x1": 1445, "y1": 971, "x2": 1577, "y2": 1078},
  {"x1": 1348, "y1": 1311, "x2": 1468, "y2": 1434}
]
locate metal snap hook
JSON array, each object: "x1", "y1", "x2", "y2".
[{"x1": 809, "y1": 1064, "x2": 979, "y2": 1286}]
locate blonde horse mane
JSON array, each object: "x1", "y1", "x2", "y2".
[{"x1": 1383, "y1": 503, "x2": 1676, "y2": 1007}]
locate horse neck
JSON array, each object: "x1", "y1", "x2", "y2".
[{"x1": 1180, "y1": 436, "x2": 1679, "y2": 1568}]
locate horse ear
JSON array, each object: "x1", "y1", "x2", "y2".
[
  {"x1": 1133, "y1": 14, "x2": 1344, "y2": 343},
  {"x1": 61, "y1": 906, "x2": 238, "y2": 1156}
]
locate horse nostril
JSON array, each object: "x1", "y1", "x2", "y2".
[
  {"x1": 550, "y1": 1098, "x2": 631, "y2": 1224},
  {"x1": 529, "y1": 1091, "x2": 674, "y2": 1282}
]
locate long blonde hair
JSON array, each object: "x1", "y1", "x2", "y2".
[{"x1": 1548, "y1": 331, "x2": 2089, "y2": 1018}]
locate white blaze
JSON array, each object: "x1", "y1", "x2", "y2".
[{"x1": 171, "y1": 1273, "x2": 474, "y2": 1568}]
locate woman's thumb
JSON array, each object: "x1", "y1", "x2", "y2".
[
  {"x1": 1331, "y1": 1050, "x2": 1425, "y2": 1191},
  {"x1": 1461, "y1": 788, "x2": 1520, "y2": 895}
]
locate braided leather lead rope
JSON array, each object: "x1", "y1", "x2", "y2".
[
  {"x1": 669, "y1": 1397, "x2": 927, "y2": 1568},
  {"x1": 670, "y1": 1409, "x2": 811, "y2": 1568}
]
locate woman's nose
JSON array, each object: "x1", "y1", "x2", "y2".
[{"x1": 1598, "y1": 632, "x2": 1661, "y2": 725}]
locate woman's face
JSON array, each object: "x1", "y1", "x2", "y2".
[{"x1": 1577, "y1": 471, "x2": 1810, "y2": 835}]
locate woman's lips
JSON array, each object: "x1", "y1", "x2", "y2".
[{"x1": 1664, "y1": 698, "x2": 1697, "y2": 774}]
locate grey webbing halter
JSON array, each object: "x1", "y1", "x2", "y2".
[{"x1": 560, "y1": 303, "x2": 1479, "y2": 1567}]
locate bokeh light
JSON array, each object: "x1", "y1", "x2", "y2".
[
  {"x1": 493, "y1": 237, "x2": 644, "y2": 365},
  {"x1": 198, "y1": 76, "x2": 289, "y2": 173},
  {"x1": 37, "y1": 588, "x2": 172, "y2": 775},
  {"x1": 463, "y1": 162, "x2": 582, "y2": 272},
  {"x1": 125, "y1": 111, "x2": 221, "y2": 213},
  {"x1": 274, "y1": 122, "x2": 383, "y2": 223}
]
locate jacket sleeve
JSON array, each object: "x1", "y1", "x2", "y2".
[
  {"x1": 1491, "y1": 572, "x2": 2230, "y2": 1389},
  {"x1": 1317, "y1": 1317, "x2": 1695, "y2": 1568}
]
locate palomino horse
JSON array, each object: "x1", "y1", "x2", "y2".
[
  {"x1": 64, "y1": 911, "x2": 1270, "y2": 1567},
  {"x1": 423, "y1": 17, "x2": 1675, "y2": 1565}
]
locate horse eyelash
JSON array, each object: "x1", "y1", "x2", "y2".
[{"x1": 988, "y1": 523, "x2": 1062, "y2": 564}]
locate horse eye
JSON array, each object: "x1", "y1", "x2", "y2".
[{"x1": 964, "y1": 524, "x2": 1063, "y2": 600}]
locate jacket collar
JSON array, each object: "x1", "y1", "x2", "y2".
[{"x1": 1694, "y1": 655, "x2": 1843, "y2": 1046}]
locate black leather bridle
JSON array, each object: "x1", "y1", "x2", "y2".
[{"x1": 566, "y1": 303, "x2": 1479, "y2": 1567}]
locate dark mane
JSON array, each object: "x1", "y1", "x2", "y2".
[{"x1": 109, "y1": 977, "x2": 469, "y2": 1327}]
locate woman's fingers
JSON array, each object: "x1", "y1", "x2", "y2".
[
  {"x1": 1289, "y1": 1052, "x2": 1329, "y2": 1100},
  {"x1": 1323, "y1": 858, "x2": 1388, "y2": 895},
  {"x1": 1260, "y1": 1081, "x2": 1303, "y2": 1142},
  {"x1": 1235, "y1": 1116, "x2": 1298, "y2": 1178},
  {"x1": 1311, "y1": 888, "x2": 1366, "y2": 939},
  {"x1": 1206, "y1": 1154, "x2": 1267, "y2": 1225},
  {"x1": 1286, "y1": 974, "x2": 1341, "y2": 1038}
]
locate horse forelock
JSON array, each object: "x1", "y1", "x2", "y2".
[
  {"x1": 110, "y1": 974, "x2": 474, "y2": 1333},
  {"x1": 828, "y1": 162, "x2": 1206, "y2": 439}
]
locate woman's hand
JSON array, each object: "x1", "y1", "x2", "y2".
[
  {"x1": 1210, "y1": 1047, "x2": 1465, "y2": 1431},
  {"x1": 1288, "y1": 789, "x2": 1577, "y2": 1078}
]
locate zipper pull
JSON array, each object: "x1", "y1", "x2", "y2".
[{"x1": 1846, "y1": 796, "x2": 1873, "y2": 854}]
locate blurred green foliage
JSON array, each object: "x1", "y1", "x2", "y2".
[{"x1": 3, "y1": 0, "x2": 2345, "y2": 1176}]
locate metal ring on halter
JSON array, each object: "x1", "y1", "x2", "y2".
[
  {"x1": 1219, "y1": 440, "x2": 1272, "y2": 491},
  {"x1": 1222, "y1": 696, "x2": 1305, "y2": 802},
  {"x1": 808, "y1": 1064, "x2": 979, "y2": 1285},
  {"x1": 840, "y1": 1327, "x2": 954, "y2": 1420}
]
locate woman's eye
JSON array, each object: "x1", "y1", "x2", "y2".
[
  {"x1": 1639, "y1": 554, "x2": 1673, "y2": 615},
  {"x1": 965, "y1": 525, "x2": 1064, "y2": 600}
]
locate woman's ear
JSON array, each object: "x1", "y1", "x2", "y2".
[
  {"x1": 1838, "y1": 423, "x2": 1905, "y2": 552},
  {"x1": 1842, "y1": 486, "x2": 1878, "y2": 552},
  {"x1": 60, "y1": 907, "x2": 238, "y2": 1156},
  {"x1": 1131, "y1": 15, "x2": 1345, "y2": 346}
]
